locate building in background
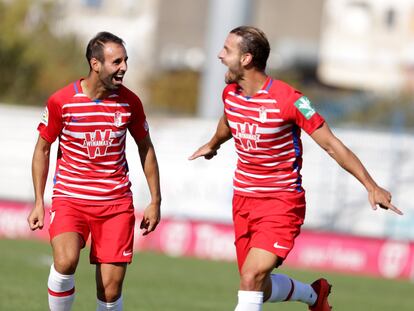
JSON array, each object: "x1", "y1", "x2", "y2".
[
  {"x1": 318, "y1": 0, "x2": 414, "y2": 93},
  {"x1": 52, "y1": 0, "x2": 160, "y2": 102},
  {"x1": 154, "y1": 0, "x2": 324, "y2": 73},
  {"x1": 50, "y1": 0, "x2": 325, "y2": 112},
  {"x1": 7, "y1": 0, "x2": 414, "y2": 106}
]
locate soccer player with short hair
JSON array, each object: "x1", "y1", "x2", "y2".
[
  {"x1": 189, "y1": 26, "x2": 402, "y2": 311},
  {"x1": 27, "y1": 31, "x2": 161, "y2": 311}
]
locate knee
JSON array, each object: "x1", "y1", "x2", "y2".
[
  {"x1": 240, "y1": 268, "x2": 267, "y2": 291},
  {"x1": 97, "y1": 281, "x2": 122, "y2": 302},
  {"x1": 53, "y1": 254, "x2": 79, "y2": 275}
]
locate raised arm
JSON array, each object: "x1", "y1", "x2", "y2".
[
  {"x1": 310, "y1": 122, "x2": 402, "y2": 215},
  {"x1": 189, "y1": 114, "x2": 233, "y2": 160},
  {"x1": 27, "y1": 135, "x2": 52, "y2": 230},
  {"x1": 137, "y1": 134, "x2": 161, "y2": 235}
]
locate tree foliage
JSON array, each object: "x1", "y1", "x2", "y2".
[{"x1": 0, "y1": 0, "x2": 85, "y2": 105}]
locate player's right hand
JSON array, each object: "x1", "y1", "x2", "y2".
[
  {"x1": 27, "y1": 204, "x2": 45, "y2": 231},
  {"x1": 188, "y1": 143, "x2": 218, "y2": 160}
]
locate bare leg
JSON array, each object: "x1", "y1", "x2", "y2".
[
  {"x1": 48, "y1": 232, "x2": 83, "y2": 311},
  {"x1": 95, "y1": 263, "x2": 127, "y2": 303},
  {"x1": 239, "y1": 247, "x2": 279, "y2": 300},
  {"x1": 51, "y1": 232, "x2": 83, "y2": 274}
]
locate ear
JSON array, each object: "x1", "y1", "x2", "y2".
[
  {"x1": 90, "y1": 58, "x2": 101, "y2": 73},
  {"x1": 241, "y1": 53, "x2": 253, "y2": 67}
]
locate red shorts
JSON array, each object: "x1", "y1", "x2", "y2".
[
  {"x1": 233, "y1": 193, "x2": 306, "y2": 271},
  {"x1": 49, "y1": 199, "x2": 135, "y2": 264}
]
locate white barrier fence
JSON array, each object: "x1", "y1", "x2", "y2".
[{"x1": 0, "y1": 103, "x2": 413, "y2": 239}]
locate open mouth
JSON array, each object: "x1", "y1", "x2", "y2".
[{"x1": 113, "y1": 73, "x2": 124, "y2": 83}]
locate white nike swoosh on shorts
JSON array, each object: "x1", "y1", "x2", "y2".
[{"x1": 273, "y1": 242, "x2": 290, "y2": 250}]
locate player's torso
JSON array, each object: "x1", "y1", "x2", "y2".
[
  {"x1": 60, "y1": 94, "x2": 131, "y2": 164},
  {"x1": 223, "y1": 79, "x2": 303, "y2": 196},
  {"x1": 54, "y1": 84, "x2": 135, "y2": 201}
]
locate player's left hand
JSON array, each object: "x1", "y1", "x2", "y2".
[
  {"x1": 140, "y1": 202, "x2": 161, "y2": 235},
  {"x1": 369, "y1": 186, "x2": 403, "y2": 215}
]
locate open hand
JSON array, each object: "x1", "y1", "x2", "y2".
[{"x1": 188, "y1": 143, "x2": 218, "y2": 160}]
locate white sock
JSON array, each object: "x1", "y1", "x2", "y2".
[
  {"x1": 48, "y1": 264, "x2": 75, "y2": 311},
  {"x1": 267, "y1": 274, "x2": 317, "y2": 305},
  {"x1": 96, "y1": 296, "x2": 123, "y2": 311},
  {"x1": 234, "y1": 290, "x2": 263, "y2": 311}
]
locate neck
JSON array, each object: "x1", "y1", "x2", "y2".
[
  {"x1": 81, "y1": 75, "x2": 110, "y2": 100},
  {"x1": 238, "y1": 70, "x2": 268, "y2": 97}
]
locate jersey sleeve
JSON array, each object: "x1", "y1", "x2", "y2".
[
  {"x1": 37, "y1": 95, "x2": 63, "y2": 143},
  {"x1": 284, "y1": 90, "x2": 325, "y2": 135},
  {"x1": 128, "y1": 96, "x2": 149, "y2": 142}
]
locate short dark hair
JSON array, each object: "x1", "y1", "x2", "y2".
[
  {"x1": 230, "y1": 26, "x2": 270, "y2": 71},
  {"x1": 86, "y1": 31, "x2": 125, "y2": 69}
]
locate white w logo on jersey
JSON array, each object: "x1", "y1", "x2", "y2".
[
  {"x1": 83, "y1": 129, "x2": 113, "y2": 159},
  {"x1": 236, "y1": 123, "x2": 260, "y2": 150}
]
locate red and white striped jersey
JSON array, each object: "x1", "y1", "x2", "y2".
[
  {"x1": 38, "y1": 79, "x2": 149, "y2": 203},
  {"x1": 223, "y1": 77, "x2": 324, "y2": 197}
]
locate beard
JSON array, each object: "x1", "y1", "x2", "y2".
[
  {"x1": 100, "y1": 76, "x2": 118, "y2": 90},
  {"x1": 224, "y1": 67, "x2": 244, "y2": 84},
  {"x1": 100, "y1": 72, "x2": 124, "y2": 91}
]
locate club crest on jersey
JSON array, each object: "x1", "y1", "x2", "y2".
[
  {"x1": 236, "y1": 123, "x2": 260, "y2": 150},
  {"x1": 83, "y1": 129, "x2": 113, "y2": 159},
  {"x1": 294, "y1": 96, "x2": 316, "y2": 120},
  {"x1": 114, "y1": 111, "x2": 123, "y2": 127},
  {"x1": 259, "y1": 106, "x2": 267, "y2": 123}
]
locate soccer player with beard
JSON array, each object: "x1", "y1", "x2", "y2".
[
  {"x1": 190, "y1": 26, "x2": 402, "y2": 311},
  {"x1": 27, "y1": 32, "x2": 161, "y2": 311}
]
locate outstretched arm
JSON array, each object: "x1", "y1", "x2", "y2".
[
  {"x1": 137, "y1": 134, "x2": 161, "y2": 235},
  {"x1": 311, "y1": 122, "x2": 402, "y2": 215},
  {"x1": 189, "y1": 114, "x2": 233, "y2": 160},
  {"x1": 27, "y1": 135, "x2": 51, "y2": 230}
]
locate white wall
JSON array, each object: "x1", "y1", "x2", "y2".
[{"x1": 1, "y1": 103, "x2": 413, "y2": 239}]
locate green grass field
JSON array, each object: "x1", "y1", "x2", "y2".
[{"x1": 1, "y1": 239, "x2": 413, "y2": 311}]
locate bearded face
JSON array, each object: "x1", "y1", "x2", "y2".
[
  {"x1": 96, "y1": 42, "x2": 128, "y2": 91},
  {"x1": 224, "y1": 61, "x2": 244, "y2": 84},
  {"x1": 218, "y1": 33, "x2": 245, "y2": 84}
]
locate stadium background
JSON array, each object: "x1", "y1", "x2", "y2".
[{"x1": 1, "y1": 0, "x2": 413, "y2": 310}]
